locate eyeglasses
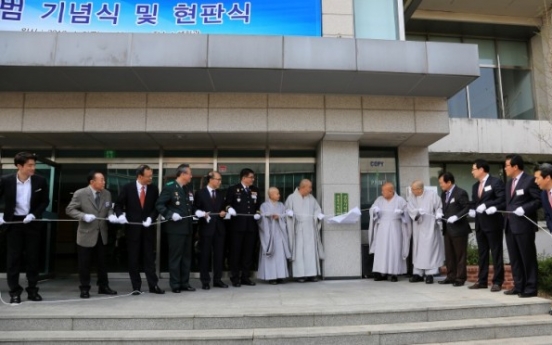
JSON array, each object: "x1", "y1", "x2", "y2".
[{"x1": 213, "y1": 178, "x2": 222, "y2": 181}]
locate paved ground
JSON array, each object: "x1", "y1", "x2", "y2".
[{"x1": 0, "y1": 276, "x2": 549, "y2": 317}]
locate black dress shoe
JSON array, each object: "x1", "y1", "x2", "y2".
[
  {"x1": 374, "y1": 275, "x2": 387, "y2": 281},
  {"x1": 307, "y1": 276, "x2": 319, "y2": 282},
  {"x1": 9, "y1": 295, "x2": 21, "y2": 304},
  {"x1": 232, "y1": 280, "x2": 241, "y2": 287},
  {"x1": 390, "y1": 275, "x2": 398, "y2": 282},
  {"x1": 504, "y1": 288, "x2": 521, "y2": 295},
  {"x1": 453, "y1": 281, "x2": 465, "y2": 287},
  {"x1": 98, "y1": 286, "x2": 117, "y2": 295},
  {"x1": 241, "y1": 279, "x2": 256, "y2": 286},
  {"x1": 425, "y1": 275, "x2": 433, "y2": 284},
  {"x1": 172, "y1": 288, "x2": 181, "y2": 293},
  {"x1": 202, "y1": 283, "x2": 210, "y2": 290},
  {"x1": 26, "y1": 287, "x2": 43, "y2": 301},
  {"x1": 181, "y1": 285, "x2": 196, "y2": 292},
  {"x1": 132, "y1": 291, "x2": 142, "y2": 296},
  {"x1": 409, "y1": 275, "x2": 424, "y2": 283},
  {"x1": 296, "y1": 278, "x2": 306, "y2": 283},
  {"x1": 490, "y1": 284, "x2": 502, "y2": 292},
  {"x1": 438, "y1": 279, "x2": 454, "y2": 285},
  {"x1": 519, "y1": 292, "x2": 538, "y2": 298},
  {"x1": 149, "y1": 286, "x2": 165, "y2": 294},
  {"x1": 80, "y1": 290, "x2": 90, "y2": 299},
  {"x1": 213, "y1": 281, "x2": 229, "y2": 288},
  {"x1": 468, "y1": 283, "x2": 487, "y2": 289},
  {"x1": 268, "y1": 280, "x2": 278, "y2": 285}
]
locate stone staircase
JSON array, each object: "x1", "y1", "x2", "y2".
[{"x1": 1, "y1": 299, "x2": 551, "y2": 344}]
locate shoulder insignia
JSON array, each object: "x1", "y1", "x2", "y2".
[{"x1": 166, "y1": 181, "x2": 175, "y2": 186}]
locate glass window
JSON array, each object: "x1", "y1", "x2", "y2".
[
  {"x1": 498, "y1": 40, "x2": 529, "y2": 67},
  {"x1": 428, "y1": 36, "x2": 461, "y2": 43},
  {"x1": 469, "y1": 68, "x2": 500, "y2": 119},
  {"x1": 269, "y1": 163, "x2": 315, "y2": 202},
  {"x1": 501, "y1": 69, "x2": 536, "y2": 120},
  {"x1": 448, "y1": 88, "x2": 468, "y2": 118},
  {"x1": 464, "y1": 38, "x2": 497, "y2": 65},
  {"x1": 354, "y1": 0, "x2": 399, "y2": 40}
]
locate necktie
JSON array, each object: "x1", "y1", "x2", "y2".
[
  {"x1": 445, "y1": 191, "x2": 451, "y2": 203},
  {"x1": 245, "y1": 187, "x2": 250, "y2": 194},
  {"x1": 95, "y1": 191, "x2": 101, "y2": 208},
  {"x1": 478, "y1": 181, "x2": 484, "y2": 198},
  {"x1": 211, "y1": 189, "x2": 216, "y2": 204},
  {"x1": 511, "y1": 178, "x2": 517, "y2": 197},
  {"x1": 548, "y1": 191, "x2": 552, "y2": 208},
  {"x1": 140, "y1": 186, "x2": 146, "y2": 208}
]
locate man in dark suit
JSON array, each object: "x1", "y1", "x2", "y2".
[
  {"x1": 66, "y1": 170, "x2": 119, "y2": 298},
  {"x1": 115, "y1": 164, "x2": 164, "y2": 295},
  {"x1": 468, "y1": 159, "x2": 506, "y2": 292},
  {"x1": 0, "y1": 152, "x2": 49, "y2": 304},
  {"x1": 193, "y1": 171, "x2": 228, "y2": 290},
  {"x1": 155, "y1": 164, "x2": 195, "y2": 293},
  {"x1": 224, "y1": 168, "x2": 262, "y2": 287},
  {"x1": 503, "y1": 154, "x2": 541, "y2": 298},
  {"x1": 438, "y1": 172, "x2": 471, "y2": 287},
  {"x1": 534, "y1": 163, "x2": 552, "y2": 233}
]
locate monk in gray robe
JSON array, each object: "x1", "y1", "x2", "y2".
[
  {"x1": 406, "y1": 180, "x2": 445, "y2": 284},
  {"x1": 368, "y1": 182, "x2": 411, "y2": 282},
  {"x1": 285, "y1": 179, "x2": 325, "y2": 282},
  {"x1": 257, "y1": 187, "x2": 291, "y2": 284}
]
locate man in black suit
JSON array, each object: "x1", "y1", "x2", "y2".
[
  {"x1": 468, "y1": 159, "x2": 506, "y2": 292},
  {"x1": 224, "y1": 168, "x2": 262, "y2": 287},
  {"x1": 0, "y1": 152, "x2": 49, "y2": 304},
  {"x1": 503, "y1": 154, "x2": 541, "y2": 298},
  {"x1": 155, "y1": 164, "x2": 196, "y2": 293},
  {"x1": 438, "y1": 172, "x2": 471, "y2": 287},
  {"x1": 115, "y1": 164, "x2": 164, "y2": 295},
  {"x1": 193, "y1": 171, "x2": 228, "y2": 290},
  {"x1": 534, "y1": 163, "x2": 552, "y2": 233}
]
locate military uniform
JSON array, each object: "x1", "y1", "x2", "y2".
[
  {"x1": 155, "y1": 180, "x2": 194, "y2": 290},
  {"x1": 224, "y1": 183, "x2": 261, "y2": 284}
]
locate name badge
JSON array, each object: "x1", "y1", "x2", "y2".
[
  {"x1": 515, "y1": 189, "x2": 524, "y2": 196},
  {"x1": 450, "y1": 198, "x2": 455, "y2": 203},
  {"x1": 104, "y1": 201, "x2": 111, "y2": 208},
  {"x1": 484, "y1": 186, "x2": 492, "y2": 192},
  {"x1": 189, "y1": 192, "x2": 194, "y2": 201}
]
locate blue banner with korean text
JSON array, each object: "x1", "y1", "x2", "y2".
[{"x1": 0, "y1": 0, "x2": 322, "y2": 36}]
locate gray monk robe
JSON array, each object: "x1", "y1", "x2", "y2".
[
  {"x1": 285, "y1": 189, "x2": 325, "y2": 278},
  {"x1": 257, "y1": 201, "x2": 292, "y2": 280},
  {"x1": 368, "y1": 194, "x2": 411, "y2": 275}
]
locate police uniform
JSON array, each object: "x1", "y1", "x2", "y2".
[
  {"x1": 224, "y1": 183, "x2": 261, "y2": 285},
  {"x1": 155, "y1": 180, "x2": 194, "y2": 291}
]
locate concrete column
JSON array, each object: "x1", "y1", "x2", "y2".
[
  {"x1": 398, "y1": 146, "x2": 429, "y2": 196},
  {"x1": 317, "y1": 140, "x2": 361, "y2": 279}
]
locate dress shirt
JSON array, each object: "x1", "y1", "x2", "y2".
[{"x1": 15, "y1": 175, "x2": 32, "y2": 216}]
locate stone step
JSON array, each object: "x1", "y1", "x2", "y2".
[
  {"x1": 1, "y1": 315, "x2": 552, "y2": 345},
  {"x1": 0, "y1": 300, "x2": 549, "y2": 332},
  {"x1": 419, "y1": 335, "x2": 552, "y2": 345}
]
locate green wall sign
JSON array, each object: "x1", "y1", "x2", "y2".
[{"x1": 334, "y1": 193, "x2": 349, "y2": 215}]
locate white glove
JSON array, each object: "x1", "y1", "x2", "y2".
[
  {"x1": 206, "y1": 216, "x2": 211, "y2": 223},
  {"x1": 0, "y1": 218, "x2": 4, "y2": 226},
  {"x1": 476, "y1": 204, "x2": 487, "y2": 213},
  {"x1": 394, "y1": 209, "x2": 403, "y2": 215},
  {"x1": 447, "y1": 215, "x2": 459, "y2": 224},
  {"x1": 514, "y1": 207, "x2": 525, "y2": 217},
  {"x1": 372, "y1": 206, "x2": 381, "y2": 214},
  {"x1": 485, "y1": 206, "x2": 497, "y2": 215},
  {"x1": 468, "y1": 209, "x2": 476, "y2": 218},
  {"x1": 171, "y1": 213, "x2": 182, "y2": 221},
  {"x1": 108, "y1": 214, "x2": 118, "y2": 223},
  {"x1": 224, "y1": 213, "x2": 231, "y2": 219},
  {"x1": 23, "y1": 214, "x2": 35, "y2": 224},
  {"x1": 253, "y1": 214, "x2": 261, "y2": 220},
  {"x1": 142, "y1": 217, "x2": 152, "y2": 228},
  {"x1": 118, "y1": 214, "x2": 128, "y2": 224},
  {"x1": 83, "y1": 214, "x2": 96, "y2": 223},
  {"x1": 418, "y1": 209, "x2": 426, "y2": 216},
  {"x1": 286, "y1": 209, "x2": 294, "y2": 217},
  {"x1": 228, "y1": 208, "x2": 237, "y2": 216},
  {"x1": 435, "y1": 212, "x2": 444, "y2": 220},
  {"x1": 317, "y1": 213, "x2": 325, "y2": 220},
  {"x1": 195, "y1": 210, "x2": 206, "y2": 218}
]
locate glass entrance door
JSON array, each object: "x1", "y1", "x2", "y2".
[{"x1": 0, "y1": 157, "x2": 61, "y2": 278}]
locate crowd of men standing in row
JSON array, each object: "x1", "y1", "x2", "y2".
[
  {"x1": 369, "y1": 154, "x2": 552, "y2": 298},
  {"x1": 0, "y1": 152, "x2": 326, "y2": 303}
]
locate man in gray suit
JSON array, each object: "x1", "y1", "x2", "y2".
[{"x1": 66, "y1": 170, "x2": 119, "y2": 298}]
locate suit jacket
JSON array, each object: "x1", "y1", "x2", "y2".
[
  {"x1": 224, "y1": 183, "x2": 261, "y2": 232},
  {"x1": 155, "y1": 180, "x2": 193, "y2": 235},
  {"x1": 442, "y1": 185, "x2": 472, "y2": 237},
  {"x1": 471, "y1": 175, "x2": 505, "y2": 233},
  {"x1": 114, "y1": 182, "x2": 159, "y2": 223},
  {"x1": 193, "y1": 187, "x2": 226, "y2": 237},
  {"x1": 66, "y1": 187, "x2": 114, "y2": 247},
  {"x1": 540, "y1": 190, "x2": 552, "y2": 233},
  {"x1": 0, "y1": 173, "x2": 49, "y2": 227},
  {"x1": 504, "y1": 172, "x2": 541, "y2": 234}
]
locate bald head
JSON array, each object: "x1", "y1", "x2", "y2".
[
  {"x1": 298, "y1": 179, "x2": 312, "y2": 197},
  {"x1": 268, "y1": 187, "x2": 280, "y2": 202},
  {"x1": 411, "y1": 180, "x2": 424, "y2": 197},
  {"x1": 381, "y1": 182, "x2": 395, "y2": 200}
]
